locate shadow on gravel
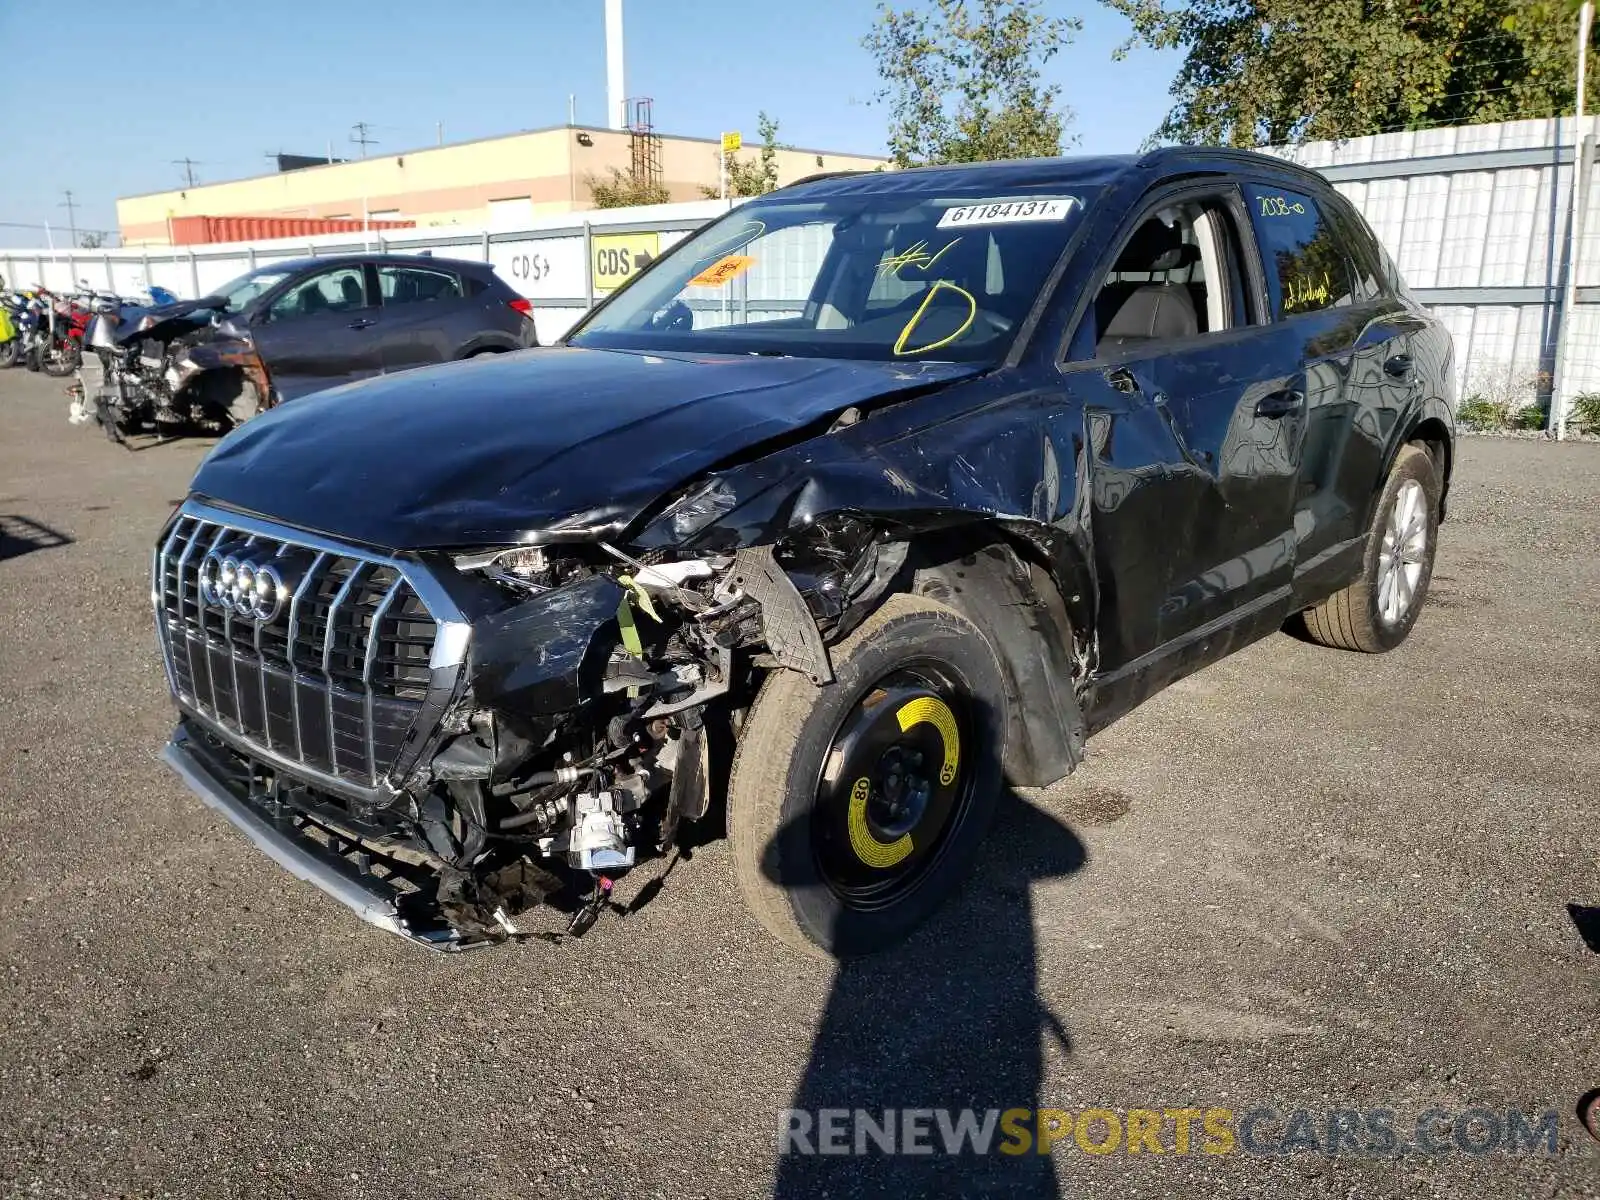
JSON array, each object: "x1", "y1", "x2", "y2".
[
  {"x1": 770, "y1": 795, "x2": 1086, "y2": 1198},
  {"x1": 0, "y1": 513, "x2": 72, "y2": 562},
  {"x1": 1567, "y1": 904, "x2": 1600, "y2": 954}
]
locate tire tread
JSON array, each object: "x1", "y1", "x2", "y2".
[{"x1": 1301, "y1": 443, "x2": 1437, "y2": 653}]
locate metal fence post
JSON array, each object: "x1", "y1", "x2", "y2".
[
  {"x1": 1550, "y1": 130, "x2": 1595, "y2": 438},
  {"x1": 103, "y1": 253, "x2": 114, "y2": 291},
  {"x1": 248, "y1": 247, "x2": 257, "y2": 270},
  {"x1": 582, "y1": 221, "x2": 595, "y2": 309},
  {"x1": 482, "y1": 231, "x2": 491, "y2": 262},
  {"x1": 188, "y1": 251, "x2": 199, "y2": 299}
]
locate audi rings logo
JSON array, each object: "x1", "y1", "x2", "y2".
[{"x1": 199, "y1": 552, "x2": 286, "y2": 623}]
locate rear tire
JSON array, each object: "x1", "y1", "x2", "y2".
[
  {"x1": 0, "y1": 340, "x2": 17, "y2": 369},
  {"x1": 728, "y1": 593, "x2": 1009, "y2": 958},
  {"x1": 41, "y1": 341, "x2": 79, "y2": 377},
  {"x1": 1302, "y1": 443, "x2": 1439, "y2": 653}
]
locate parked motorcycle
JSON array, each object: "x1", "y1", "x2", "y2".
[
  {"x1": 0, "y1": 291, "x2": 22, "y2": 368},
  {"x1": 24, "y1": 289, "x2": 85, "y2": 376}
]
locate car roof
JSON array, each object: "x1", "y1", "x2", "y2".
[
  {"x1": 257, "y1": 253, "x2": 491, "y2": 275},
  {"x1": 779, "y1": 146, "x2": 1329, "y2": 200}
]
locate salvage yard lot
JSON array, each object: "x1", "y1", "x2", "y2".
[{"x1": 0, "y1": 364, "x2": 1597, "y2": 1199}]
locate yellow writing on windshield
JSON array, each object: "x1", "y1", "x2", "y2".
[
  {"x1": 877, "y1": 237, "x2": 962, "y2": 278},
  {"x1": 691, "y1": 220, "x2": 767, "y2": 267},
  {"x1": 893, "y1": 280, "x2": 977, "y2": 356}
]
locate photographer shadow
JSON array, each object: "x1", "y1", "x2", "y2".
[{"x1": 770, "y1": 794, "x2": 1086, "y2": 1198}]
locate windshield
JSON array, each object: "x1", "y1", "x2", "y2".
[
  {"x1": 568, "y1": 187, "x2": 1096, "y2": 363},
  {"x1": 209, "y1": 267, "x2": 293, "y2": 312}
]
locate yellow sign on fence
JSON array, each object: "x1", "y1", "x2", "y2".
[
  {"x1": 721, "y1": 131, "x2": 742, "y2": 154},
  {"x1": 591, "y1": 231, "x2": 660, "y2": 293}
]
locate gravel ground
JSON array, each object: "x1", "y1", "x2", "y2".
[{"x1": 0, "y1": 366, "x2": 1596, "y2": 1200}]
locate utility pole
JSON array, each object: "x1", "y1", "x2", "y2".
[
  {"x1": 59, "y1": 190, "x2": 78, "y2": 248},
  {"x1": 350, "y1": 122, "x2": 378, "y2": 158},
  {"x1": 172, "y1": 158, "x2": 201, "y2": 187}
]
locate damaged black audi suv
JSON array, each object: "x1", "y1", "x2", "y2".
[{"x1": 154, "y1": 148, "x2": 1455, "y2": 956}]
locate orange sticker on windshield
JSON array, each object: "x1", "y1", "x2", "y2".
[{"x1": 690, "y1": 255, "x2": 755, "y2": 288}]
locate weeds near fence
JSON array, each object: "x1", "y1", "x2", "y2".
[
  {"x1": 1455, "y1": 365, "x2": 1551, "y2": 432},
  {"x1": 1572, "y1": 393, "x2": 1600, "y2": 435}
]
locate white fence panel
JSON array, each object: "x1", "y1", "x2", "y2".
[{"x1": 8, "y1": 126, "x2": 1600, "y2": 413}]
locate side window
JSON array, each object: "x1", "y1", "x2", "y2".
[
  {"x1": 378, "y1": 266, "x2": 464, "y2": 305},
  {"x1": 1243, "y1": 186, "x2": 1358, "y2": 318},
  {"x1": 267, "y1": 266, "x2": 368, "y2": 321},
  {"x1": 1081, "y1": 193, "x2": 1247, "y2": 359}
]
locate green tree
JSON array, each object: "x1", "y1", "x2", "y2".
[
  {"x1": 703, "y1": 112, "x2": 785, "y2": 198},
  {"x1": 1106, "y1": 0, "x2": 1598, "y2": 146},
  {"x1": 862, "y1": 0, "x2": 1081, "y2": 167},
  {"x1": 588, "y1": 167, "x2": 671, "y2": 209}
]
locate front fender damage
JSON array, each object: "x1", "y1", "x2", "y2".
[{"x1": 225, "y1": 389, "x2": 1101, "y2": 949}]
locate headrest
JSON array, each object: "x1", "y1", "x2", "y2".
[{"x1": 1115, "y1": 219, "x2": 1198, "y2": 272}]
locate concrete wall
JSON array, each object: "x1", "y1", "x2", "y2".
[{"x1": 115, "y1": 126, "x2": 887, "y2": 245}]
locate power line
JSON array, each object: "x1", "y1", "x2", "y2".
[
  {"x1": 350, "y1": 121, "x2": 379, "y2": 158},
  {"x1": 171, "y1": 157, "x2": 202, "y2": 187}
]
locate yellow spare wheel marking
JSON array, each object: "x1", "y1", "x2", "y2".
[
  {"x1": 845, "y1": 696, "x2": 961, "y2": 869},
  {"x1": 847, "y1": 777, "x2": 913, "y2": 869},
  {"x1": 895, "y1": 695, "x2": 960, "y2": 785}
]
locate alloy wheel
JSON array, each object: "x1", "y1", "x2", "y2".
[{"x1": 1377, "y1": 478, "x2": 1428, "y2": 626}]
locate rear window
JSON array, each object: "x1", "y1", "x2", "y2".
[
  {"x1": 378, "y1": 265, "x2": 463, "y2": 305},
  {"x1": 1242, "y1": 185, "x2": 1358, "y2": 319}
]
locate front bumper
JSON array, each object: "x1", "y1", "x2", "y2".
[{"x1": 162, "y1": 724, "x2": 469, "y2": 951}]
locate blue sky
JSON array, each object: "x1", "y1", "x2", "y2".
[{"x1": 0, "y1": 0, "x2": 1180, "y2": 249}]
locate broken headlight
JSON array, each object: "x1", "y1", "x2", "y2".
[{"x1": 643, "y1": 478, "x2": 738, "y2": 544}]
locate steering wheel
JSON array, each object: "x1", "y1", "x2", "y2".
[{"x1": 649, "y1": 300, "x2": 694, "y2": 333}]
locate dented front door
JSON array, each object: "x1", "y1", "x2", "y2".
[{"x1": 1130, "y1": 330, "x2": 1306, "y2": 645}]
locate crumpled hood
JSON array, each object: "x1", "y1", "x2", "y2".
[{"x1": 191, "y1": 346, "x2": 980, "y2": 550}]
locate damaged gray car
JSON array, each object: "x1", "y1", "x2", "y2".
[{"x1": 155, "y1": 150, "x2": 1455, "y2": 955}]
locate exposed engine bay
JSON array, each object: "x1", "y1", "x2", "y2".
[
  {"x1": 161, "y1": 502, "x2": 910, "y2": 949},
  {"x1": 71, "y1": 303, "x2": 267, "y2": 443}
]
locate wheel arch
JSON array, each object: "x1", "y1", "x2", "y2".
[
  {"x1": 1363, "y1": 398, "x2": 1455, "y2": 530},
  {"x1": 899, "y1": 520, "x2": 1089, "y2": 788}
]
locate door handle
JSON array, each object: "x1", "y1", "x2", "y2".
[
  {"x1": 1384, "y1": 353, "x2": 1413, "y2": 378},
  {"x1": 348, "y1": 318, "x2": 376, "y2": 330},
  {"x1": 1255, "y1": 388, "x2": 1304, "y2": 418}
]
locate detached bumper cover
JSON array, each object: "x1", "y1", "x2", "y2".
[{"x1": 161, "y1": 725, "x2": 467, "y2": 951}]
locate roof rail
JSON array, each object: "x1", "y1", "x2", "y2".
[
  {"x1": 1135, "y1": 144, "x2": 1331, "y2": 186},
  {"x1": 782, "y1": 169, "x2": 876, "y2": 189}
]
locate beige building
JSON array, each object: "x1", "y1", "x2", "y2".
[{"x1": 117, "y1": 124, "x2": 888, "y2": 246}]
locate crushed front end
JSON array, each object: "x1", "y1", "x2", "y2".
[{"x1": 154, "y1": 497, "x2": 872, "y2": 949}]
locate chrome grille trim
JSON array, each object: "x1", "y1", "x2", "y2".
[{"x1": 152, "y1": 499, "x2": 471, "y2": 798}]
